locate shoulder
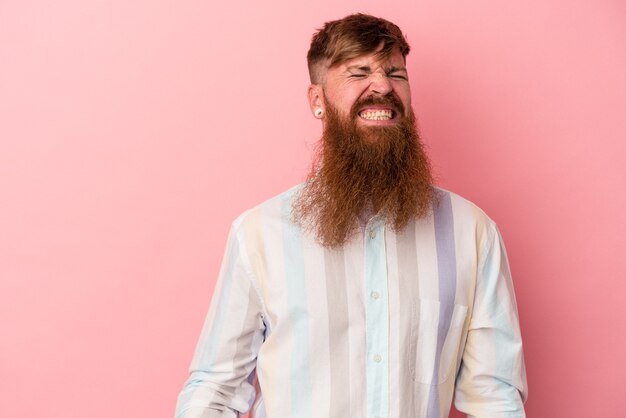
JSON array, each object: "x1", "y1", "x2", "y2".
[
  {"x1": 434, "y1": 186, "x2": 492, "y2": 221},
  {"x1": 230, "y1": 183, "x2": 304, "y2": 236},
  {"x1": 432, "y1": 186, "x2": 498, "y2": 241}
]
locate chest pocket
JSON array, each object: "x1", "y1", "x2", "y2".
[{"x1": 412, "y1": 299, "x2": 468, "y2": 385}]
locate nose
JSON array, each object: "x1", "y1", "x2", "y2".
[{"x1": 369, "y1": 72, "x2": 392, "y2": 95}]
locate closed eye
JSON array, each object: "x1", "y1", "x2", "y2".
[{"x1": 388, "y1": 74, "x2": 408, "y2": 80}]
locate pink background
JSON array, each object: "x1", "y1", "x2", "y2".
[{"x1": 1, "y1": 1, "x2": 625, "y2": 417}]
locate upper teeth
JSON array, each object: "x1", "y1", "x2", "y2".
[{"x1": 360, "y1": 109, "x2": 393, "y2": 120}]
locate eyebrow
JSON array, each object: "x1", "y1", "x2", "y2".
[
  {"x1": 387, "y1": 66, "x2": 407, "y2": 73},
  {"x1": 346, "y1": 65, "x2": 370, "y2": 71},
  {"x1": 346, "y1": 65, "x2": 407, "y2": 73}
]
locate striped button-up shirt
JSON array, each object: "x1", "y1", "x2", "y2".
[{"x1": 176, "y1": 186, "x2": 528, "y2": 418}]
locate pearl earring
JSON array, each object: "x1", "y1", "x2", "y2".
[{"x1": 314, "y1": 108, "x2": 323, "y2": 118}]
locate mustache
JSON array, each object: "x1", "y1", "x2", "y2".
[{"x1": 350, "y1": 94, "x2": 406, "y2": 118}]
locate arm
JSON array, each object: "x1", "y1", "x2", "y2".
[
  {"x1": 454, "y1": 224, "x2": 528, "y2": 417},
  {"x1": 175, "y1": 223, "x2": 266, "y2": 418}
]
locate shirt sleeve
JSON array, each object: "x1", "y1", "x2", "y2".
[
  {"x1": 175, "y1": 223, "x2": 266, "y2": 418},
  {"x1": 454, "y1": 224, "x2": 528, "y2": 417}
]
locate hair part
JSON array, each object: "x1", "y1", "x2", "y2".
[{"x1": 307, "y1": 13, "x2": 411, "y2": 84}]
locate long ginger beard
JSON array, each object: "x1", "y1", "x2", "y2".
[{"x1": 294, "y1": 94, "x2": 435, "y2": 248}]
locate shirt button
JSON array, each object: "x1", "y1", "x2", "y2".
[
  {"x1": 369, "y1": 230, "x2": 376, "y2": 239},
  {"x1": 371, "y1": 291, "x2": 380, "y2": 300},
  {"x1": 373, "y1": 354, "x2": 382, "y2": 363}
]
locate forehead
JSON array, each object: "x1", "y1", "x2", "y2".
[{"x1": 336, "y1": 48, "x2": 406, "y2": 71}]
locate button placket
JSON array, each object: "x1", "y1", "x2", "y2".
[{"x1": 364, "y1": 219, "x2": 388, "y2": 418}]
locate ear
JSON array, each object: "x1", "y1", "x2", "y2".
[{"x1": 307, "y1": 84, "x2": 324, "y2": 118}]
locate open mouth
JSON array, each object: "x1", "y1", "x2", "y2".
[{"x1": 358, "y1": 108, "x2": 395, "y2": 121}]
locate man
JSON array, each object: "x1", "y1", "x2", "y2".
[{"x1": 176, "y1": 13, "x2": 527, "y2": 418}]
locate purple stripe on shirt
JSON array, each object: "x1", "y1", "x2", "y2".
[{"x1": 427, "y1": 191, "x2": 457, "y2": 417}]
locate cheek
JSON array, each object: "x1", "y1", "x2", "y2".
[
  {"x1": 396, "y1": 86, "x2": 412, "y2": 109},
  {"x1": 334, "y1": 92, "x2": 361, "y2": 113}
]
